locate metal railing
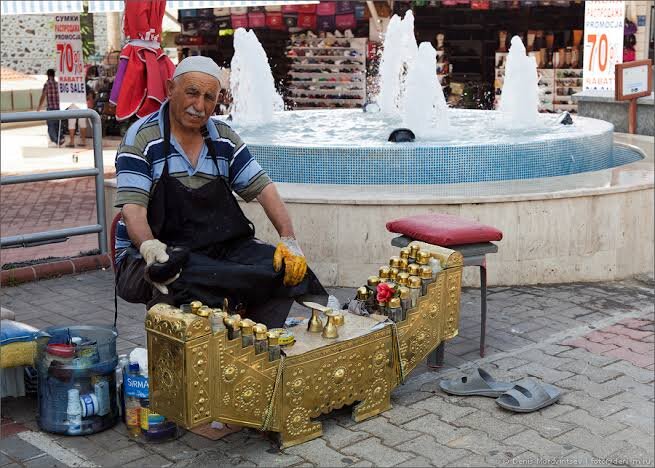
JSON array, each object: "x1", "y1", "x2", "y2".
[{"x1": 0, "y1": 109, "x2": 107, "y2": 254}]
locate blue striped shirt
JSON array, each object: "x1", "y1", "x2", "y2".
[{"x1": 114, "y1": 105, "x2": 271, "y2": 263}]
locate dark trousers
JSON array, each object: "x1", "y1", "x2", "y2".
[
  {"x1": 46, "y1": 110, "x2": 64, "y2": 144},
  {"x1": 116, "y1": 239, "x2": 328, "y2": 329}
]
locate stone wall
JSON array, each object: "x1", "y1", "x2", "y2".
[{"x1": 1, "y1": 14, "x2": 109, "y2": 75}]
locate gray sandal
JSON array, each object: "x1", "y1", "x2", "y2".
[
  {"x1": 495, "y1": 379, "x2": 561, "y2": 413},
  {"x1": 439, "y1": 368, "x2": 514, "y2": 398}
]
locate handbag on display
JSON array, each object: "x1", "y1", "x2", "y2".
[
  {"x1": 336, "y1": 13, "x2": 356, "y2": 31},
  {"x1": 249, "y1": 6, "x2": 265, "y2": 13},
  {"x1": 316, "y1": 2, "x2": 337, "y2": 16},
  {"x1": 266, "y1": 12, "x2": 285, "y2": 30},
  {"x1": 354, "y1": 3, "x2": 367, "y2": 19},
  {"x1": 317, "y1": 15, "x2": 336, "y2": 31},
  {"x1": 231, "y1": 14, "x2": 249, "y2": 29},
  {"x1": 230, "y1": 6, "x2": 248, "y2": 15},
  {"x1": 248, "y1": 12, "x2": 266, "y2": 29},
  {"x1": 284, "y1": 13, "x2": 299, "y2": 28},
  {"x1": 298, "y1": 13, "x2": 317, "y2": 30},
  {"x1": 297, "y1": 4, "x2": 317, "y2": 13},
  {"x1": 336, "y1": 1, "x2": 355, "y2": 14},
  {"x1": 196, "y1": 8, "x2": 213, "y2": 18}
]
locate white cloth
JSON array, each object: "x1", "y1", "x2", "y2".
[{"x1": 173, "y1": 56, "x2": 222, "y2": 84}]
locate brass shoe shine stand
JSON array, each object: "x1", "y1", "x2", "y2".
[{"x1": 145, "y1": 243, "x2": 463, "y2": 448}]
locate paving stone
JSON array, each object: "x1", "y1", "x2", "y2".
[
  {"x1": 287, "y1": 438, "x2": 357, "y2": 467},
  {"x1": 320, "y1": 419, "x2": 370, "y2": 450},
  {"x1": 607, "y1": 408, "x2": 655, "y2": 435},
  {"x1": 608, "y1": 427, "x2": 655, "y2": 452},
  {"x1": 446, "y1": 429, "x2": 523, "y2": 458},
  {"x1": 558, "y1": 360, "x2": 624, "y2": 383},
  {"x1": 88, "y1": 445, "x2": 152, "y2": 467},
  {"x1": 379, "y1": 404, "x2": 428, "y2": 426},
  {"x1": 488, "y1": 356, "x2": 530, "y2": 370},
  {"x1": 604, "y1": 361, "x2": 655, "y2": 384},
  {"x1": 504, "y1": 410, "x2": 575, "y2": 439},
  {"x1": 0, "y1": 436, "x2": 44, "y2": 462},
  {"x1": 85, "y1": 427, "x2": 135, "y2": 451},
  {"x1": 505, "y1": 430, "x2": 573, "y2": 458},
  {"x1": 455, "y1": 396, "x2": 513, "y2": 419},
  {"x1": 341, "y1": 437, "x2": 413, "y2": 466},
  {"x1": 48, "y1": 435, "x2": 106, "y2": 460},
  {"x1": 0, "y1": 452, "x2": 14, "y2": 466},
  {"x1": 395, "y1": 455, "x2": 435, "y2": 467},
  {"x1": 353, "y1": 418, "x2": 422, "y2": 447},
  {"x1": 402, "y1": 414, "x2": 472, "y2": 446},
  {"x1": 604, "y1": 347, "x2": 654, "y2": 369},
  {"x1": 605, "y1": 443, "x2": 655, "y2": 467},
  {"x1": 511, "y1": 362, "x2": 574, "y2": 384},
  {"x1": 395, "y1": 434, "x2": 472, "y2": 466},
  {"x1": 559, "y1": 391, "x2": 625, "y2": 419},
  {"x1": 227, "y1": 436, "x2": 303, "y2": 467},
  {"x1": 147, "y1": 438, "x2": 197, "y2": 462},
  {"x1": 556, "y1": 375, "x2": 623, "y2": 400},
  {"x1": 409, "y1": 396, "x2": 476, "y2": 423},
  {"x1": 609, "y1": 375, "x2": 655, "y2": 400},
  {"x1": 348, "y1": 460, "x2": 374, "y2": 467},
  {"x1": 559, "y1": 348, "x2": 619, "y2": 367},
  {"x1": 556, "y1": 409, "x2": 626, "y2": 436},
  {"x1": 122, "y1": 453, "x2": 172, "y2": 467},
  {"x1": 21, "y1": 455, "x2": 68, "y2": 468},
  {"x1": 449, "y1": 410, "x2": 525, "y2": 441},
  {"x1": 603, "y1": 392, "x2": 654, "y2": 414},
  {"x1": 553, "y1": 428, "x2": 625, "y2": 459},
  {"x1": 561, "y1": 337, "x2": 618, "y2": 355}
]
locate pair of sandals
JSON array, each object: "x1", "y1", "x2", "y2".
[{"x1": 439, "y1": 368, "x2": 561, "y2": 413}]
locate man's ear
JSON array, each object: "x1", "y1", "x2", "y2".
[{"x1": 165, "y1": 79, "x2": 175, "y2": 98}]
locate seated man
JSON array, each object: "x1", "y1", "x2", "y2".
[{"x1": 114, "y1": 56, "x2": 333, "y2": 328}]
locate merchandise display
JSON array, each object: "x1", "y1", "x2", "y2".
[
  {"x1": 287, "y1": 32, "x2": 367, "y2": 109},
  {"x1": 145, "y1": 243, "x2": 464, "y2": 448}
]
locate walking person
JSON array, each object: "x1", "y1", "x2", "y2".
[{"x1": 37, "y1": 69, "x2": 64, "y2": 146}]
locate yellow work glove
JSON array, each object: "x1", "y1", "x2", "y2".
[{"x1": 273, "y1": 237, "x2": 307, "y2": 287}]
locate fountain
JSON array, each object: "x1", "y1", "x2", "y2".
[{"x1": 106, "y1": 15, "x2": 652, "y2": 287}]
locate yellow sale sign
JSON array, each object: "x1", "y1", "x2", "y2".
[{"x1": 582, "y1": 1, "x2": 625, "y2": 91}]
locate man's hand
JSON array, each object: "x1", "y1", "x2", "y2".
[
  {"x1": 140, "y1": 239, "x2": 178, "y2": 294},
  {"x1": 273, "y1": 237, "x2": 307, "y2": 287},
  {"x1": 139, "y1": 239, "x2": 169, "y2": 265}
]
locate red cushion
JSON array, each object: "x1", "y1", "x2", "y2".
[{"x1": 386, "y1": 214, "x2": 503, "y2": 246}]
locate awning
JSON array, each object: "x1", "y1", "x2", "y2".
[
  {"x1": 88, "y1": 0, "x2": 318, "y2": 13},
  {"x1": 1, "y1": 1, "x2": 83, "y2": 15}
]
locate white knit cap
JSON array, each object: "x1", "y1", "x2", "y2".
[{"x1": 172, "y1": 56, "x2": 222, "y2": 84}]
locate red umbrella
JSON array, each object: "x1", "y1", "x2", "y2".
[{"x1": 110, "y1": 0, "x2": 175, "y2": 120}]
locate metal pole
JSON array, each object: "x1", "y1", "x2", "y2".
[{"x1": 90, "y1": 111, "x2": 108, "y2": 254}]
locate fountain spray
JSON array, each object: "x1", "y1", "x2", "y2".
[
  {"x1": 230, "y1": 28, "x2": 284, "y2": 126},
  {"x1": 499, "y1": 36, "x2": 539, "y2": 127}
]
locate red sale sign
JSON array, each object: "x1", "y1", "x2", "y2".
[
  {"x1": 582, "y1": 1, "x2": 625, "y2": 91},
  {"x1": 54, "y1": 14, "x2": 86, "y2": 108}
]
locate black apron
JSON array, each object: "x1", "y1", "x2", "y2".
[{"x1": 138, "y1": 104, "x2": 327, "y2": 322}]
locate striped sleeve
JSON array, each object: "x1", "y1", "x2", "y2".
[
  {"x1": 114, "y1": 126, "x2": 153, "y2": 208},
  {"x1": 219, "y1": 124, "x2": 272, "y2": 202}
]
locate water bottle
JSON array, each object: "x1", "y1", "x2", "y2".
[
  {"x1": 125, "y1": 362, "x2": 142, "y2": 438},
  {"x1": 66, "y1": 388, "x2": 82, "y2": 435}
]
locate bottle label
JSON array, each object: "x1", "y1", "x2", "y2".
[
  {"x1": 126, "y1": 407, "x2": 140, "y2": 426},
  {"x1": 125, "y1": 375, "x2": 149, "y2": 398},
  {"x1": 140, "y1": 407, "x2": 150, "y2": 430}
]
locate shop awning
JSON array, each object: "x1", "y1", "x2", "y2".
[
  {"x1": 1, "y1": 1, "x2": 83, "y2": 15},
  {"x1": 88, "y1": 1, "x2": 318, "y2": 13}
]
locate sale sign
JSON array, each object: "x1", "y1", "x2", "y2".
[
  {"x1": 582, "y1": 1, "x2": 625, "y2": 91},
  {"x1": 54, "y1": 14, "x2": 86, "y2": 108}
]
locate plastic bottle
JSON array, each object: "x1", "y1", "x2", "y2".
[
  {"x1": 125, "y1": 362, "x2": 142, "y2": 437},
  {"x1": 94, "y1": 379, "x2": 110, "y2": 417},
  {"x1": 66, "y1": 388, "x2": 83, "y2": 435}
]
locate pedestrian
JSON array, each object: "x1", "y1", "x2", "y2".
[{"x1": 37, "y1": 69, "x2": 65, "y2": 146}]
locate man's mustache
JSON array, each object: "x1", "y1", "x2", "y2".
[{"x1": 185, "y1": 106, "x2": 206, "y2": 117}]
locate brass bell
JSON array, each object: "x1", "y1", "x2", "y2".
[
  {"x1": 307, "y1": 307, "x2": 324, "y2": 333},
  {"x1": 332, "y1": 312, "x2": 345, "y2": 327},
  {"x1": 322, "y1": 310, "x2": 339, "y2": 339}
]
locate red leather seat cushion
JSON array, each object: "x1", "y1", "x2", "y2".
[{"x1": 386, "y1": 214, "x2": 503, "y2": 246}]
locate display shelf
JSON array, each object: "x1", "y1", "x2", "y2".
[{"x1": 287, "y1": 36, "x2": 367, "y2": 109}]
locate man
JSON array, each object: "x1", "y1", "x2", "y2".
[
  {"x1": 37, "y1": 69, "x2": 64, "y2": 145},
  {"x1": 114, "y1": 56, "x2": 335, "y2": 328}
]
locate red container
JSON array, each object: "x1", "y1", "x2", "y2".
[
  {"x1": 266, "y1": 12, "x2": 285, "y2": 30},
  {"x1": 248, "y1": 12, "x2": 266, "y2": 28},
  {"x1": 297, "y1": 4, "x2": 317, "y2": 13},
  {"x1": 316, "y1": 2, "x2": 336, "y2": 15},
  {"x1": 298, "y1": 13, "x2": 317, "y2": 30},
  {"x1": 231, "y1": 14, "x2": 249, "y2": 29},
  {"x1": 471, "y1": 1, "x2": 490, "y2": 9},
  {"x1": 336, "y1": 13, "x2": 356, "y2": 30}
]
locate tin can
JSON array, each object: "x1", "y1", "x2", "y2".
[
  {"x1": 420, "y1": 266, "x2": 434, "y2": 295},
  {"x1": 408, "y1": 276, "x2": 422, "y2": 307},
  {"x1": 388, "y1": 298, "x2": 402, "y2": 323}
]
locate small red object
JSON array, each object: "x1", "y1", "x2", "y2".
[
  {"x1": 46, "y1": 343, "x2": 75, "y2": 358},
  {"x1": 386, "y1": 214, "x2": 503, "y2": 246}
]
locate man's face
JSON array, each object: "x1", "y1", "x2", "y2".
[{"x1": 166, "y1": 72, "x2": 220, "y2": 131}]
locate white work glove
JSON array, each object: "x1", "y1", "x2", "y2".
[{"x1": 139, "y1": 239, "x2": 179, "y2": 295}]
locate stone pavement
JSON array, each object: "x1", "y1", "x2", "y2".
[
  {"x1": 1, "y1": 124, "x2": 119, "y2": 267},
  {"x1": 1, "y1": 270, "x2": 653, "y2": 467}
]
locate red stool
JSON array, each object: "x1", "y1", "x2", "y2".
[{"x1": 386, "y1": 214, "x2": 503, "y2": 367}]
